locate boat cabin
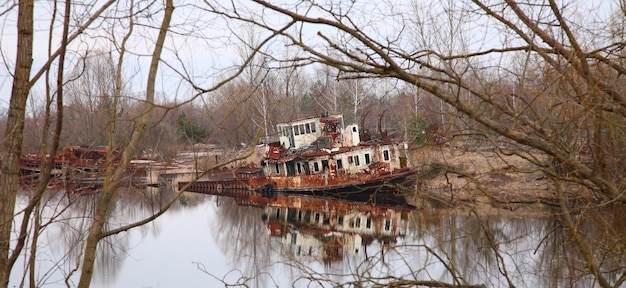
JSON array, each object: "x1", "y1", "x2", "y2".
[
  {"x1": 263, "y1": 114, "x2": 408, "y2": 181},
  {"x1": 276, "y1": 114, "x2": 360, "y2": 149}
]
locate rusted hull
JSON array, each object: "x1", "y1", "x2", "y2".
[
  {"x1": 179, "y1": 180, "x2": 415, "y2": 208},
  {"x1": 251, "y1": 168, "x2": 416, "y2": 194},
  {"x1": 178, "y1": 167, "x2": 416, "y2": 202}
]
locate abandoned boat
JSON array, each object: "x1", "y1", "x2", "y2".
[
  {"x1": 16, "y1": 146, "x2": 155, "y2": 193},
  {"x1": 180, "y1": 113, "x2": 417, "y2": 197}
]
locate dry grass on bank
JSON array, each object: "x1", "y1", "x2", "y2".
[{"x1": 406, "y1": 146, "x2": 579, "y2": 218}]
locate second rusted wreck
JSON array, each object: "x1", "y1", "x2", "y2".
[{"x1": 18, "y1": 145, "x2": 157, "y2": 194}]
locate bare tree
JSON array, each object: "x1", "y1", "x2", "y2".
[{"x1": 63, "y1": 52, "x2": 130, "y2": 147}]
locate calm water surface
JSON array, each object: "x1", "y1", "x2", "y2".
[{"x1": 9, "y1": 187, "x2": 626, "y2": 287}]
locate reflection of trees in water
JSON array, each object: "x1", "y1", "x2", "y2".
[
  {"x1": 538, "y1": 205, "x2": 626, "y2": 287},
  {"x1": 398, "y1": 211, "x2": 528, "y2": 287},
  {"x1": 403, "y1": 205, "x2": 626, "y2": 287},
  {"x1": 539, "y1": 215, "x2": 580, "y2": 287},
  {"x1": 15, "y1": 189, "x2": 81, "y2": 286},
  {"x1": 208, "y1": 196, "x2": 392, "y2": 287},
  {"x1": 210, "y1": 196, "x2": 276, "y2": 287},
  {"x1": 15, "y1": 186, "x2": 182, "y2": 286},
  {"x1": 208, "y1": 195, "x2": 409, "y2": 286},
  {"x1": 92, "y1": 186, "x2": 187, "y2": 283},
  {"x1": 194, "y1": 193, "x2": 626, "y2": 287}
]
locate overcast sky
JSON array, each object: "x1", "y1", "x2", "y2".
[{"x1": 0, "y1": 0, "x2": 616, "y2": 113}]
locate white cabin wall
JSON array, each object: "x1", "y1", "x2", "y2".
[
  {"x1": 263, "y1": 161, "x2": 286, "y2": 176},
  {"x1": 293, "y1": 134, "x2": 318, "y2": 149},
  {"x1": 306, "y1": 155, "x2": 329, "y2": 174},
  {"x1": 333, "y1": 155, "x2": 345, "y2": 172},
  {"x1": 282, "y1": 118, "x2": 321, "y2": 149},
  {"x1": 374, "y1": 143, "x2": 406, "y2": 170},
  {"x1": 277, "y1": 124, "x2": 293, "y2": 149},
  {"x1": 338, "y1": 147, "x2": 375, "y2": 174},
  {"x1": 343, "y1": 124, "x2": 360, "y2": 147},
  {"x1": 278, "y1": 136, "x2": 290, "y2": 149}
]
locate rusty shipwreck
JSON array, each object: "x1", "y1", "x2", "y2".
[
  {"x1": 17, "y1": 145, "x2": 158, "y2": 193},
  {"x1": 180, "y1": 113, "x2": 416, "y2": 197}
]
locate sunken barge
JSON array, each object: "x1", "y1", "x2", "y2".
[{"x1": 17, "y1": 145, "x2": 154, "y2": 193}]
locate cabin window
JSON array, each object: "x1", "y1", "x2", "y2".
[
  {"x1": 352, "y1": 126, "x2": 357, "y2": 132},
  {"x1": 286, "y1": 161, "x2": 296, "y2": 176},
  {"x1": 298, "y1": 210, "x2": 303, "y2": 222},
  {"x1": 348, "y1": 156, "x2": 353, "y2": 164},
  {"x1": 338, "y1": 215, "x2": 344, "y2": 226},
  {"x1": 297, "y1": 162, "x2": 302, "y2": 174},
  {"x1": 311, "y1": 122, "x2": 317, "y2": 133},
  {"x1": 385, "y1": 219, "x2": 391, "y2": 231},
  {"x1": 383, "y1": 150, "x2": 390, "y2": 161},
  {"x1": 275, "y1": 163, "x2": 280, "y2": 174},
  {"x1": 300, "y1": 124, "x2": 306, "y2": 135},
  {"x1": 313, "y1": 162, "x2": 320, "y2": 172},
  {"x1": 366, "y1": 217, "x2": 372, "y2": 229},
  {"x1": 276, "y1": 208, "x2": 281, "y2": 219},
  {"x1": 314, "y1": 212, "x2": 321, "y2": 223},
  {"x1": 294, "y1": 125, "x2": 300, "y2": 135},
  {"x1": 306, "y1": 123, "x2": 311, "y2": 133},
  {"x1": 303, "y1": 162, "x2": 311, "y2": 175},
  {"x1": 355, "y1": 217, "x2": 361, "y2": 228},
  {"x1": 354, "y1": 155, "x2": 360, "y2": 166},
  {"x1": 364, "y1": 153, "x2": 371, "y2": 164},
  {"x1": 323, "y1": 213, "x2": 330, "y2": 225},
  {"x1": 336, "y1": 159, "x2": 343, "y2": 170}
]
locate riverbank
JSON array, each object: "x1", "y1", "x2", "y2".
[{"x1": 406, "y1": 146, "x2": 581, "y2": 218}]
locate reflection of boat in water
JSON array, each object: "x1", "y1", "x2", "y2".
[
  {"x1": 204, "y1": 187, "x2": 415, "y2": 264},
  {"x1": 258, "y1": 193, "x2": 415, "y2": 263},
  {"x1": 180, "y1": 113, "x2": 416, "y2": 195}
]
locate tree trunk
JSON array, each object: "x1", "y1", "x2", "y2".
[
  {"x1": 0, "y1": 1, "x2": 34, "y2": 287},
  {"x1": 76, "y1": 1, "x2": 174, "y2": 286}
]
